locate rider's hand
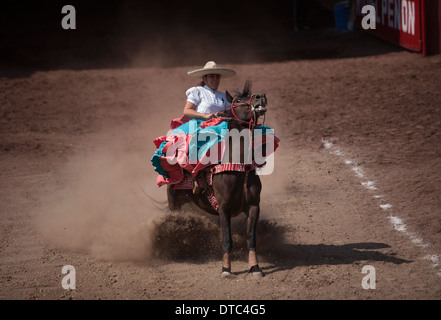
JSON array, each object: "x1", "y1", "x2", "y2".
[
  {"x1": 204, "y1": 112, "x2": 228, "y2": 120},
  {"x1": 206, "y1": 113, "x2": 219, "y2": 120},
  {"x1": 207, "y1": 112, "x2": 227, "y2": 119},
  {"x1": 215, "y1": 112, "x2": 228, "y2": 118}
]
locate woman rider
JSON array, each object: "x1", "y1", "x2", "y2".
[
  {"x1": 183, "y1": 61, "x2": 236, "y2": 120},
  {"x1": 182, "y1": 61, "x2": 236, "y2": 193}
]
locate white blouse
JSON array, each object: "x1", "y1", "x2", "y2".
[{"x1": 186, "y1": 85, "x2": 231, "y2": 114}]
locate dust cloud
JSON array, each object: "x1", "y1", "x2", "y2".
[
  {"x1": 34, "y1": 140, "x2": 167, "y2": 262},
  {"x1": 34, "y1": 137, "x2": 289, "y2": 264}
]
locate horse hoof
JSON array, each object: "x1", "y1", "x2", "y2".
[
  {"x1": 249, "y1": 265, "x2": 264, "y2": 280},
  {"x1": 251, "y1": 271, "x2": 264, "y2": 280},
  {"x1": 221, "y1": 267, "x2": 234, "y2": 279},
  {"x1": 221, "y1": 271, "x2": 234, "y2": 279}
]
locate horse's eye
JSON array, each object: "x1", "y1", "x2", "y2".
[{"x1": 255, "y1": 95, "x2": 261, "y2": 99}]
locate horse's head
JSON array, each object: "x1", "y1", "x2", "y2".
[{"x1": 225, "y1": 80, "x2": 267, "y2": 125}]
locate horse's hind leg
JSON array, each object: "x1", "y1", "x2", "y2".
[
  {"x1": 167, "y1": 185, "x2": 183, "y2": 211},
  {"x1": 247, "y1": 204, "x2": 264, "y2": 279}
]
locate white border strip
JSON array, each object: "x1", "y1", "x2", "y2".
[{"x1": 321, "y1": 139, "x2": 440, "y2": 277}]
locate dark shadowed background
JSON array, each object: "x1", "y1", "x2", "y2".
[{"x1": 2, "y1": 0, "x2": 401, "y2": 75}]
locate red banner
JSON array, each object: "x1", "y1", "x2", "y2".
[{"x1": 355, "y1": 0, "x2": 423, "y2": 52}]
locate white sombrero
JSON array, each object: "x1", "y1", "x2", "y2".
[{"x1": 187, "y1": 61, "x2": 236, "y2": 79}]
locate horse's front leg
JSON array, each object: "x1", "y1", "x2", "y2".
[
  {"x1": 247, "y1": 204, "x2": 264, "y2": 279},
  {"x1": 219, "y1": 204, "x2": 233, "y2": 278}
]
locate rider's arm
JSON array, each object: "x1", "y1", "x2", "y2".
[{"x1": 183, "y1": 101, "x2": 214, "y2": 120}]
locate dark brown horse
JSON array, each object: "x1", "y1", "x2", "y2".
[{"x1": 167, "y1": 81, "x2": 268, "y2": 279}]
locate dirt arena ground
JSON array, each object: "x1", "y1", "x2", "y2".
[{"x1": 1, "y1": 1, "x2": 441, "y2": 302}]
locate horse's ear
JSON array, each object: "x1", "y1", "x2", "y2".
[
  {"x1": 225, "y1": 90, "x2": 233, "y2": 103},
  {"x1": 243, "y1": 80, "x2": 252, "y2": 96}
]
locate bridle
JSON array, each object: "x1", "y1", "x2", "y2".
[
  {"x1": 229, "y1": 94, "x2": 266, "y2": 131},
  {"x1": 226, "y1": 94, "x2": 268, "y2": 165}
]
